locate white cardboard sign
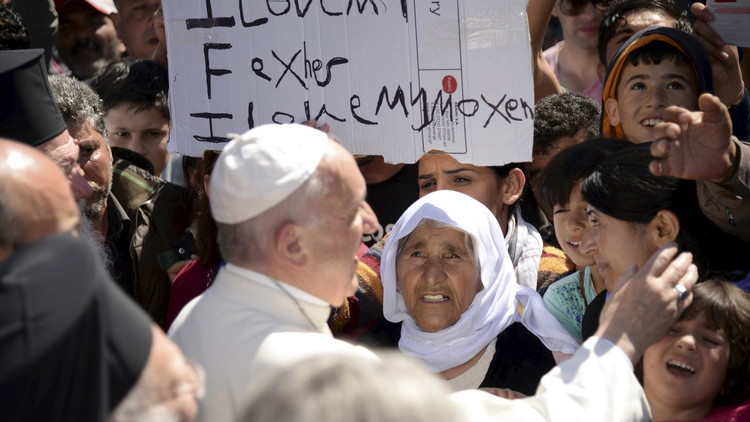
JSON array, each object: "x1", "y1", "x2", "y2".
[
  {"x1": 707, "y1": 0, "x2": 750, "y2": 49},
  {"x1": 163, "y1": 0, "x2": 533, "y2": 165}
]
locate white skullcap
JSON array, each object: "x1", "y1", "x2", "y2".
[{"x1": 210, "y1": 124, "x2": 329, "y2": 224}]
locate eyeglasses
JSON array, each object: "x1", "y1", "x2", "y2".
[{"x1": 558, "y1": 0, "x2": 609, "y2": 16}]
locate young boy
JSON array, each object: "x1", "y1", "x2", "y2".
[
  {"x1": 601, "y1": 26, "x2": 711, "y2": 143},
  {"x1": 89, "y1": 59, "x2": 170, "y2": 176}
]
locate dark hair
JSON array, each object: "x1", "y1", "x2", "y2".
[
  {"x1": 88, "y1": 59, "x2": 169, "y2": 120},
  {"x1": 48, "y1": 75, "x2": 107, "y2": 137},
  {"x1": 194, "y1": 150, "x2": 221, "y2": 268},
  {"x1": 598, "y1": 0, "x2": 691, "y2": 66},
  {"x1": 579, "y1": 142, "x2": 744, "y2": 277},
  {"x1": 0, "y1": 5, "x2": 30, "y2": 50},
  {"x1": 536, "y1": 138, "x2": 629, "y2": 217},
  {"x1": 533, "y1": 92, "x2": 601, "y2": 158},
  {"x1": 681, "y1": 280, "x2": 750, "y2": 406}
]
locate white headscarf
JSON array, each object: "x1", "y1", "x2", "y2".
[{"x1": 382, "y1": 190, "x2": 579, "y2": 373}]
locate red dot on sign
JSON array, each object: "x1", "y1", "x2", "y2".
[{"x1": 442, "y1": 75, "x2": 457, "y2": 94}]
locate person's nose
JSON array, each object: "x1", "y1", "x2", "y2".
[
  {"x1": 359, "y1": 201, "x2": 379, "y2": 235},
  {"x1": 566, "y1": 210, "x2": 587, "y2": 234},
  {"x1": 580, "y1": 225, "x2": 597, "y2": 256},
  {"x1": 69, "y1": 164, "x2": 94, "y2": 200},
  {"x1": 645, "y1": 89, "x2": 667, "y2": 111},
  {"x1": 675, "y1": 333, "x2": 697, "y2": 352},
  {"x1": 422, "y1": 258, "x2": 448, "y2": 285}
]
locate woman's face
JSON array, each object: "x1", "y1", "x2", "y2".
[
  {"x1": 643, "y1": 315, "x2": 729, "y2": 416},
  {"x1": 580, "y1": 205, "x2": 660, "y2": 290},
  {"x1": 417, "y1": 154, "x2": 505, "y2": 224},
  {"x1": 396, "y1": 224, "x2": 482, "y2": 333}
]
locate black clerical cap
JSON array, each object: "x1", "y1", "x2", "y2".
[{"x1": 0, "y1": 49, "x2": 67, "y2": 146}]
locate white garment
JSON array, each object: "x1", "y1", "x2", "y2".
[
  {"x1": 450, "y1": 337, "x2": 650, "y2": 422},
  {"x1": 505, "y1": 207, "x2": 543, "y2": 289},
  {"x1": 382, "y1": 191, "x2": 579, "y2": 373},
  {"x1": 168, "y1": 263, "x2": 376, "y2": 422}
]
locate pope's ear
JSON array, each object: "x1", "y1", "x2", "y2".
[{"x1": 275, "y1": 222, "x2": 307, "y2": 268}]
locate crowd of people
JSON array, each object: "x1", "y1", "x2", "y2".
[{"x1": 1, "y1": 0, "x2": 749, "y2": 421}]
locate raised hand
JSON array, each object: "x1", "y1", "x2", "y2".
[{"x1": 649, "y1": 93, "x2": 738, "y2": 183}]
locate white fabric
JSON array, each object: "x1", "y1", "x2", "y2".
[
  {"x1": 505, "y1": 208, "x2": 543, "y2": 289},
  {"x1": 447, "y1": 338, "x2": 497, "y2": 391},
  {"x1": 382, "y1": 190, "x2": 579, "y2": 373},
  {"x1": 209, "y1": 124, "x2": 328, "y2": 223},
  {"x1": 449, "y1": 337, "x2": 650, "y2": 422},
  {"x1": 168, "y1": 266, "x2": 376, "y2": 422}
]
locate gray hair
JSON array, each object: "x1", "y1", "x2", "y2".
[
  {"x1": 217, "y1": 149, "x2": 335, "y2": 265},
  {"x1": 48, "y1": 75, "x2": 108, "y2": 139},
  {"x1": 241, "y1": 352, "x2": 463, "y2": 422}
]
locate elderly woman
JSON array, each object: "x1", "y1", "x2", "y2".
[{"x1": 363, "y1": 190, "x2": 579, "y2": 395}]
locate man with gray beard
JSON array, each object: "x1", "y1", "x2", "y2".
[
  {"x1": 49, "y1": 74, "x2": 133, "y2": 296},
  {"x1": 50, "y1": 74, "x2": 193, "y2": 327}
]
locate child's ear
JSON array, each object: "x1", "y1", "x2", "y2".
[{"x1": 604, "y1": 97, "x2": 621, "y2": 126}]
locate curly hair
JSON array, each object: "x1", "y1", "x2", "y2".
[
  {"x1": 533, "y1": 92, "x2": 600, "y2": 158},
  {"x1": 0, "y1": 5, "x2": 30, "y2": 50}
]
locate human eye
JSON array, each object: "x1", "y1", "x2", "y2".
[
  {"x1": 112, "y1": 131, "x2": 130, "y2": 137},
  {"x1": 419, "y1": 179, "x2": 436, "y2": 191},
  {"x1": 453, "y1": 176, "x2": 470, "y2": 184},
  {"x1": 410, "y1": 250, "x2": 425, "y2": 258},
  {"x1": 553, "y1": 206, "x2": 569, "y2": 215},
  {"x1": 78, "y1": 146, "x2": 96, "y2": 161},
  {"x1": 629, "y1": 81, "x2": 646, "y2": 90},
  {"x1": 666, "y1": 80, "x2": 685, "y2": 90}
]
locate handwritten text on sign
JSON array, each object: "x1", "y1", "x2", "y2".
[{"x1": 163, "y1": 0, "x2": 533, "y2": 165}]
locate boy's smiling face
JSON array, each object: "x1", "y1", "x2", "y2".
[{"x1": 605, "y1": 58, "x2": 698, "y2": 143}]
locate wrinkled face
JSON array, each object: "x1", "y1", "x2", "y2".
[
  {"x1": 553, "y1": 1, "x2": 605, "y2": 51},
  {"x1": 580, "y1": 205, "x2": 659, "y2": 290},
  {"x1": 112, "y1": 0, "x2": 161, "y2": 59},
  {"x1": 552, "y1": 184, "x2": 595, "y2": 268},
  {"x1": 56, "y1": 1, "x2": 121, "y2": 80},
  {"x1": 104, "y1": 103, "x2": 169, "y2": 175},
  {"x1": 71, "y1": 123, "x2": 112, "y2": 218},
  {"x1": 396, "y1": 224, "x2": 482, "y2": 333},
  {"x1": 307, "y1": 142, "x2": 378, "y2": 307},
  {"x1": 604, "y1": 11, "x2": 675, "y2": 66},
  {"x1": 643, "y1": 316, "x2": 729, "y2": 416},
  {"x1": 39, "y1": 130, "x2": 94, "y2": 200},
  {"x1": 418, "y1": 154, "x2": 504, "y2": 225},
  {"x1": 606, "y1": 59, "x2": 698, "y2": 143}
]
